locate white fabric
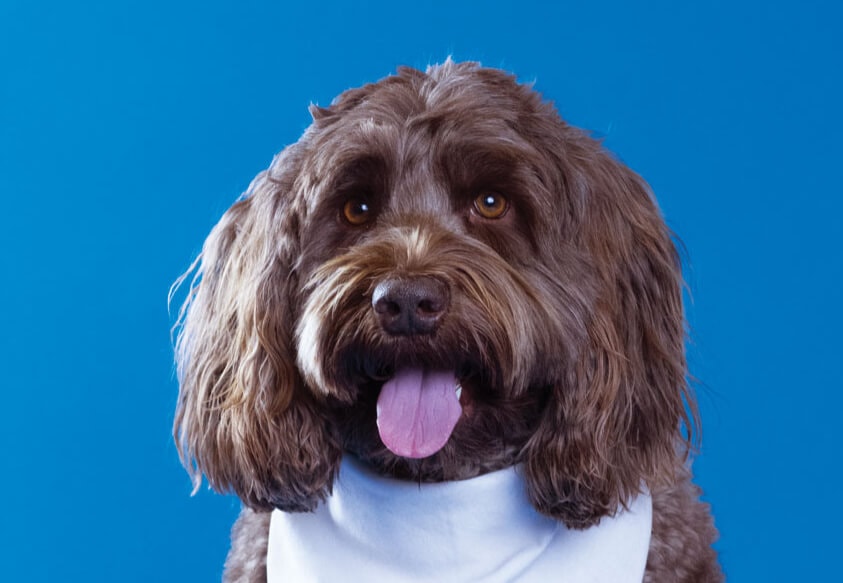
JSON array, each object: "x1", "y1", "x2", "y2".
[{"x1": 267, "y1": 456, "x2": 652, "y2": 582}]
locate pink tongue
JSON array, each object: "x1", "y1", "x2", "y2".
[{"x1": 376, "y1": 367, "x2": 462, "y2": 459}]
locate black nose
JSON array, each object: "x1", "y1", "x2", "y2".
[{"x1": 372, "y1": 277, "x2": 449, "y2": 336}]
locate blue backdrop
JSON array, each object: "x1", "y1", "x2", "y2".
[{"x1": 2, "y1": 1, "x2": 840, "y2": 580}]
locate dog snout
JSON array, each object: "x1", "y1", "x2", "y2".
[{"x1": 372, "y1": 277, "x2": 449, "y2": 336}]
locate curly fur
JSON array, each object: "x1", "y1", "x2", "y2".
[{"x1": 173, "y1": 60, "x2": 722, "y2": 581}]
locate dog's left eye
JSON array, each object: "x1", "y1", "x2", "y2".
[
  {"x1": 342, "y1": 198, "x2": 373, "y2": 226},
  {"x1": 473, "y1": 192, "x2": 509, "y2": 219}
]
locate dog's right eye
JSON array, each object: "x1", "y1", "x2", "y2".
[
  {"x1": 342, "y1": 198, "x2": 373, "y2": 226},
  {"x1": 473, "y1": 192, "x2": 509, "y2": 219}
]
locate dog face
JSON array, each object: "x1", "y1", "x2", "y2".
[{"x1": 174, "y1": 61, "x2": 695, "y2": 528}]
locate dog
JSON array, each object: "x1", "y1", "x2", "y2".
[{"x1": 173, "y1": 60, "x2": 721, "y2": 582}]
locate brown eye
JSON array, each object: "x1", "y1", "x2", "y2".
[
  {"x1": 473, "y1": 192, "x2": 508, "y2": 219},
  {"x1": 342, "y1": 198, "x2": 373, "y2": 226}
]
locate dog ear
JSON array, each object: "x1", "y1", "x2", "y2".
[
  {"x1": 524, "y1": 139, "x2": 697, "y2": 529},
  {"x1": 172, "y1": 147, "x2": 341, "y2": 512}
]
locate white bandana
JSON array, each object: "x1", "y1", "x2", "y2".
[{"x1": 268, "y1": 456, "x2": 651, "y2": 582}]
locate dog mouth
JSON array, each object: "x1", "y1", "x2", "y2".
[
  {"x1": 375, "y1": 367, "x2": 464, "y2": 459},
  {"x1": 337, "y1": 346, "x2": 493, "y2": 460}
]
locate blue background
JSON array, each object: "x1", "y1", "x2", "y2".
[{"x1": 2, "y1": 0, "x2": 840, "y2": 580}]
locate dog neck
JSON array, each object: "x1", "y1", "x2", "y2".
[{"x1": 267, "y1": 456, "x2": 652, "y2": 582}]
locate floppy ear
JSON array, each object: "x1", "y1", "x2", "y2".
[
  {"x1": 172, "y1": 147, "x2": 341, "y2": 512},
  {"x1": 524, "y1": 138, "x2": 696, "y2": 529}
]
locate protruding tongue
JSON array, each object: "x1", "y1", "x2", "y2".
[{"x1": 376, "y1": 367, "x2": 462, "y2": 459}]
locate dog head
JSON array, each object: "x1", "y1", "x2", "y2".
[{"x1": 173, "y1": 60, "x2": 696, "y2": 528}]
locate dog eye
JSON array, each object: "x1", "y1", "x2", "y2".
[
  {"x1": 473, "y1": 192, "x2": 509, "y2": 219},
  {"x1": 342, "y1": 198, "x2": 373, "y2": 226}
]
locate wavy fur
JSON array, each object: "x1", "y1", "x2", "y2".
[{"x1": 173, "y1": 60, "x2": 721, "y2": 581}]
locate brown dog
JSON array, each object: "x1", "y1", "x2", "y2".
[{"x1": 173, "y1": 60, "x2": 721, "y2": 582}]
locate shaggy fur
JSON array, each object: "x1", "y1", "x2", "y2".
[{"x1": 173, "y1": 60, "x2": 721, "y2": 581}]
